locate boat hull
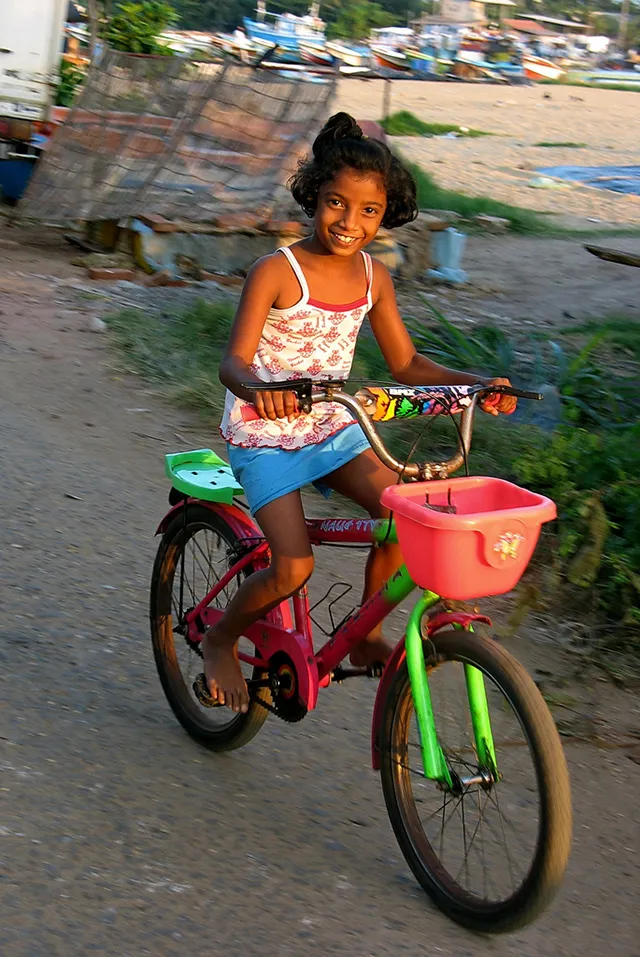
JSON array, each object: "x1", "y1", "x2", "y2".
[
  {"x1": 325, "y1": 41, "x2": 369, "y2": 68},
  {"x1": 371, "y1": 46, "x2": 411, "y2": 72},
  {"x1": 522, "y1": 55, "x2": 564, "y2": 82},
  {"x1": 298, "y1": 41, "x2": 333, "y2": 66}
]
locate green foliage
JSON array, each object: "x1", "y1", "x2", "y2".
[
  {"x1": 105, "y1": 1, "x2": 177, "y2": 54},
  {"x1": 512, "y1": 425, "x2": 640, "y2": 635},
  {"x1": 382, "y1": 111, "x2": 489, "y2": 138},
  {"x1": 533, "y1": 333, "x2": 640, "y2": 428},
  {"x1": 55, "y1": 60, "x2": 86, "y2": 107},
  {"x1": 328, "y1": 0, "x2": 395, "y2": 40},
  {"x1": 412, "y1": 301, "x2": 514, "y2": 375},
  {"x1": 171, "y1": 0, "x2": 254, "y2": 31},
  {"x1": 560, "y1": 317, "x2": 640, "y2": 363}
]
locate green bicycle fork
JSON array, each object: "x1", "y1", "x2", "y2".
[{"x1": 404, "y1": 591, "x2": 498, "y2": 788}]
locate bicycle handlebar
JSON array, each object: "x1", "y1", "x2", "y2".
[{"x1": 239, "y1": 379, "x2": 542, "y2": 480}]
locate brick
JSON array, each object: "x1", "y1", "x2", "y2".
[
  {"x1": 213, "y1": 212, "x2": 262, "y2": 231},
  {"x1": 135, "y1": 213, "x2": 176, "y2": 233},
  {"x1": 144, "y1": 269, "x2": 187, "y2": 287},
  {"x1": 263, "y1": 219, "x2": 304, "y2": 237},
  {"x1": 88, "y1": 267, "x2": 135, "y2": 281},
  {"x1": 202, "y1": 273, "x2": 244, "y2": 287},
  {"x1": 357, "y1": 120, "x2": 388, "y2": 145}
]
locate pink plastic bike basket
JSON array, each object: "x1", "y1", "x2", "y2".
[{"x1": 381, "y1": 476, "x2": 556, "y2": 600}]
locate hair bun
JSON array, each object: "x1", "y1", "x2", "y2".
[{"x1": 312, "y1": 112, "x2": 363, "y2": 160}]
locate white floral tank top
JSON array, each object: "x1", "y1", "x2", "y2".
[{"x1": 220, "y1": 246, "x2": 373, "y2": 449}]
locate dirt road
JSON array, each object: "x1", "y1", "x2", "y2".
[{"x1": 1, "y1": 232, "x2": 639, "y2": 956}]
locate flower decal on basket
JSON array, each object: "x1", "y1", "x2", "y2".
[{"x1": 493, "y1": 532, "x2": 525, "y2": 561}]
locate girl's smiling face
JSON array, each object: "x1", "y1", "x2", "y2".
[{"x1": 313, "y1": 167, "x2": 387, "y2": 257}]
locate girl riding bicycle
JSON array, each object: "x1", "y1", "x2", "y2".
[{"x1": 202, "y1": 111, "x2": 516, "y2": 714}]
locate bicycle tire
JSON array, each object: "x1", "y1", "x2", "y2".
[
  {"x1": 150, "y1": 504, "x2": 274, "y2": 752},
  {"x1": 379, "y1": 628, "x2": 572, "y2": 933}
]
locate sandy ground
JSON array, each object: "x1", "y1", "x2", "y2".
[
  {"x1": 1, "y1": 227, "x2": 640, "y2": 957},
  {"x1": 335, "y1": 80, "x2": 640, "y2": 226}
]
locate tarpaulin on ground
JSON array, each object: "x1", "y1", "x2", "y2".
[{"x1": 18, "y1": 50, "x2": 336, "y2": 224}]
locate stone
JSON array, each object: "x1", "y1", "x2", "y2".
[
  {"x1": 135, "y1": 213, "x2": 176, "y2": 233},
  {"x1": 367, "y1": 230, "x2": 404, "y2": 273},
  {"x1": 422, "y1": 209, "x2": 462, "y2": 223},
  {"x1": 213, "y1": 212, "x2": 262, "y2": 231},
  {"x1": 87, "y1": 267, "x2": 136, "y2": 281},
  {"x1": 263, "y1": 219, "x2": 305, "y2": 237},
  {"x1": 474, "y1": 214, "x2": 511, "y2": 234},
  {"x1": 144, "y1": 269, "x2": 187, "y2": 287},
  {"x1": 356, "y1": 120, "x2": 388, "y2": 145},
  {"x1": 87, "y1": 316, "x2": 107, "y2": 333}
]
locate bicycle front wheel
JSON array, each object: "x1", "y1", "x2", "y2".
[{"x1": 379, "y1": 628, "x2": 572, "y2": 933}]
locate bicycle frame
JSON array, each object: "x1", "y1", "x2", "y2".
[{"x1": 165, "y1": 498, "x2": 494, "y2": 785}]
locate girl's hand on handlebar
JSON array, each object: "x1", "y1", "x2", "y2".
[
  {"x1": 254, "y1": 389, "x2": 300, "y2": 422},
  {"x1": 480, "y1": 377, "x2": 518, "y2": 417}
]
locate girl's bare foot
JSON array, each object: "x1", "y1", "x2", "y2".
[
  {"x1": 349, "y1": 634, "x2": 394, "y2": 669},
  {"x1": 201, "y1": 630, "x2": 249, "y2": 713}
]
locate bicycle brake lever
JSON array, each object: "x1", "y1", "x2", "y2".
[{"x1": 239, "y1": 378, "x2": 315, "y2": 413}]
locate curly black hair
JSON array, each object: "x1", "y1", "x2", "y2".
[{"x1": 289, "y1": 112, "x2": 418, "y2": 230}]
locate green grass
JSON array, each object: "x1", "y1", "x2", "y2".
[
  {"x1": 560, "y1": 316, "x2": 640, "y2": 362},
  {"x1": 409, "y1": 164, "x2": 552, "y2": 234},
  {"x1": 540, "y1": 77, "x2": 640, "y2": 93},
  {"x1": 381, "y1": 110, "x2": 490, "y2": 138},
  {"x1": 534, "y1": 141, "x2": 587, "y2": 148},
  {"x1": 107, "y1": 299, "x2": 236, "y2": 418}
]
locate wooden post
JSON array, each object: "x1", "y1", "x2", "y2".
[{"x1": 382, "y1": 77, "x2": 392, "y2": 120}]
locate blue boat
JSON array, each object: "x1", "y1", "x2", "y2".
[{"x1": 243, "y1": 5, "x2": 326, "y2": 52}]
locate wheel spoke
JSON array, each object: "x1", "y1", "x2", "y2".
[
  {"x1": 152, "y1": 513, "x2": 267, "y2": 740},
  {"x1": 384, "y1": 639, "x2": 555, "y2": 922}
]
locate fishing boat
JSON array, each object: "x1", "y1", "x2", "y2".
[
  {"x1": 243, "y1": 4, "x2": 326, "y2": 52},
  {"x1": 370, "y1": 27, "x2": 415, "y2": 72},
  {"x1": 325, "y1": 41, "x2": 370, "y2": 69},
  {"x1": 405, "y1": 48, "x2": 437, "y2": 75},
  {"x1": 371, "y1": 45, "x2": 412, "y2": 72},
  {"x1": 250, "y1": 35, "x2": 303, "y2": 62},
  {"x1": 522, "y1": 53, "x2": 565, "y2": 81},
  {"x1": 585, "y1": 69, "x2": 640, "y2": 88},
  {"x1": 298, "y1": 39, "x2": 334, "y2": 66}
]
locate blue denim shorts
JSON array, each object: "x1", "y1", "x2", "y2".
[{"x1": 227, "y1": 423, "x2": 370, "y2": 515}]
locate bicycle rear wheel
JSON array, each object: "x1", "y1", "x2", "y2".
[
  {"x1": 379, "y1": 628, "x2": 572, "y2": 933},
  {"x1": 150, "y1": 504, "x2": 274, "y2": 752}
]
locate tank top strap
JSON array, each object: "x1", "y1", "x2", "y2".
[
  {"x1": 278, "y1": 246, "x2": 310, "y2": 304},
  {"x1": 361, "y1": 250, "x2": 374, "y2": 309}
]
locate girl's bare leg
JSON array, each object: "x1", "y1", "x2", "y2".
[
  {"x1": 324, "y1": 448, "x2": 402, "y2": 667},
  {"x1": 201, "y1": 490, "x2": 313, "y2": 713}
]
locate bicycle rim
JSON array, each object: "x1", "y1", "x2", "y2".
[
  {"x1": 381, "y1": 631, "x2": 571, "y2": 931},
  {"x1": 151, "y1": 506, "x2": 269, "y2": 741}
]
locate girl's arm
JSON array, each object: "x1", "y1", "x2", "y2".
[
  {"x1": 219, "y1": 256, "x2": 299, "y2": 420},
  {"x1": 368, "y1": 262, "x2": 516, "y2": 415}
]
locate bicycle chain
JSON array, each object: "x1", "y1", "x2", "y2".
[{"x1": 252, "y1": 693, "x2": 307, "y2": 724}]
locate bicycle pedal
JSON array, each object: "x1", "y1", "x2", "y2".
[
  {"x1": 366, "y1": 663, "x2": 385, "y2": 679},
  {"x1": 193, "y1": 673, "x2": 224, "y2": 708}
]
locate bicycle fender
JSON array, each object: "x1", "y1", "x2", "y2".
[
  {"x1": 156, "y1": 498, "x2": 294, "y2": 631},
  {"x1": 370, "y1": 610, "x2": 491, "y2": 770},
  {"x1": 155, "y1": 498, "x2": 256, "y2": 538}
]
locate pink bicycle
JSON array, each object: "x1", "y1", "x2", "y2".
[{"x1": 150, "y1": 380, "x2": 572, "y2": 933}]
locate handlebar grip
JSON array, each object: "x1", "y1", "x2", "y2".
[{"x1": 481, "y1": 386, "x2": 544, "y2": 401}]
